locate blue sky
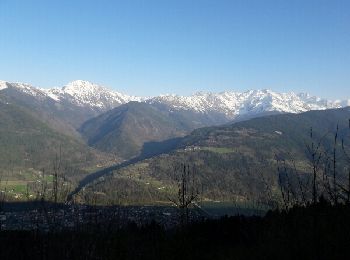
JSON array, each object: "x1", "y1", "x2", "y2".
[{"x1": 0, "y1": 0, "x2": 349, "y2": 99}]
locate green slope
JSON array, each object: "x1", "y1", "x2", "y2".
[
  {"x1": 0, "y1": 101, "x2": 116, "y2": 182},
  {"x1": 79, "y1": 107, "x2": 350, "y2": 205},
  {"x1": 1, "y1": 84, "x2": 106, "y2": 138}
]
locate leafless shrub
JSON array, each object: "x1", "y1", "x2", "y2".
[{"x1": 168, "y1": 163, "x2": 200, "y2": 226}]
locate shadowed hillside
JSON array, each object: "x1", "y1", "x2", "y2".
[
  {"x1": 78, "y1": 107, "x2": 350, "y2": 205},
  {"x1": 79, "y1": 102, "x2": 229, "y2": 159}
]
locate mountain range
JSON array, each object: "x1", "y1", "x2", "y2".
[
  {"x1": 1, "y1": 80, "x2": 349, "y2": 122},
  {"x1": 1, "y1": 79, "x2": 350, "y2": 203},
  {"x1": 1, "y1": 79, "x2": 349, "y2": 156},
  {"x1": 2, "y1": 79, "x2": 349, "y2": 159}
]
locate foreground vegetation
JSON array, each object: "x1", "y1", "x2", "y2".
[{"x1": 0, "y1": 201, "x2": 349, "y2": 259}]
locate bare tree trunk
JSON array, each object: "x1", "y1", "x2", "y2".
[
  {"x1": 333, "y1": 125, "x2": 338, "y2": 204},
  {"x1": 168, "y1": 163, "x2": 199, "y2": 227}
]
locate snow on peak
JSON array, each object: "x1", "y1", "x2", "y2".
[
  {"x1": 1, "y1": 79, "x2": 349, "y2": 118},
  {"x1": 2, "y1": 81, "x2": 48, "y2": 99},
  {"x1": 63, "y1": 80, "x2": 105, "y2": 96},
  {"x1": 334, "y1": 99, "x2": 350, "y2": 107},
  {"x1": 148, "y1": 89, "x2": 344, "y2": 119},
  {"x1": 0, "y1": 80, "x2": 8, "y2": 91},
  {"x1": 44, "y1": 80, "x2": 143, "y2": 109}
]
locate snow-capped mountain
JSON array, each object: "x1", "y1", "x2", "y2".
[
  {"x1": 0, "y1": 81, "x2": 8, "y2": 91},
  {"x1": 148, "y1": 89, "x2": 347, "y2": 119},
  {"x1": 0, "y1": 80, "x2": 49, "y2": 100},
  {"x1": 42, "y1": 80, "x2": 143, "y2": 109},
  {"x1": 1, "y1": 80, "x2": 348, "y2": 120}
]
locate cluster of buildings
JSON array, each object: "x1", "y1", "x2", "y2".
[{"x1": 0, "y1": 204, "x2": 205, "y2": 231}]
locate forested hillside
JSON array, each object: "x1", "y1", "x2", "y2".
[{"x1": 78, "y1": 107, "x2": 350, "y2": 205}]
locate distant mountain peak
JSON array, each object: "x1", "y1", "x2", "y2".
[
  {"x1": 63, "y1": 80, "x2": 106, "y2": 95},
  {"x1": 1, "y1": 79, "x2": 349, "y2": 120},
  {"x1": 149, "y1": 89, "x2": 347, "y2": 118},
  {"x1": 42, "y1": 80, "x2": 142, "y2": 109},
  {"x1": 0, "y1": 80, "x2": 8, "y2": 91}
]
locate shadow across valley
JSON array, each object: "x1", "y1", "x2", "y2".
[{"x1": 67, "y1": 137, "x2": 183, "y2": 201}]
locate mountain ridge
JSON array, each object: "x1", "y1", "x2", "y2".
[
  {"x1": 1, "y1": 80, "x2": 349, "y2": 121},
  {"x1": 77, "y1": 107, "x2": 350, "y2": 204},
  {"x1": 78, "y1": 101, "x2": 228, "y2": 159}
]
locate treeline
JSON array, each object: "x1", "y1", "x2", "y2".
[{"x1": 0, "y1": 201, "x2": 349, "y2": 259}]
